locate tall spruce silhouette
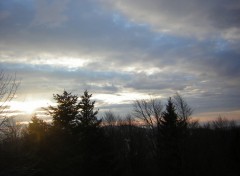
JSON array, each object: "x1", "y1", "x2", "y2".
[
  {"x1": 43, "y1": 90, "x2": 110, "y2": 175},
  {"x1": 160, "y1": 97, "x2": 186, "y2": 176},
  {"x1": 75, "y1": 90, "x2": 101, "y2": 131},
  {"x1": 46, "y1": 91, "x2": 80, "y2": 133}
]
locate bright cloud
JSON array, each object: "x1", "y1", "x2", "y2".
[{"x1": 6, "y1": 99, "x2": 52, "y2": 115}]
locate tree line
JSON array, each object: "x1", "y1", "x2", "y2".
[{"x1": 0, "y1": 89, "x2": 240, "y2": 176}]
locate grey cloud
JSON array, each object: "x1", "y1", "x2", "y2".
[
  {"x1": 0, "y1": 11, "x2": 10, "y2": 21},
  {"x1": 209, "y1": 4, "x2": 240, "y2": 29},
  {"x1": 97, "y1": 103, "x2": 133, "y2": 116},
  {"x1": 0, "y1": 62, "x2": 128, "y2": 97},
  {"x1": 188, "y1": 90, "x2": 240, "y2": 114},
  {"x1": 103, "y1": 0, "x2": 240, "y2": 39},
  {"x1": 32, "y1": 0, "x2": 70, "y2": 27},
  {"x1": 0, "y1": 0, "x2": 239, "y2": 119},
  {"x1": 0, "y1": 0, "x2": 156, "y2": 62},
  {"x1": 125, "y1": 72, "x2": 190, "y2": 91}
]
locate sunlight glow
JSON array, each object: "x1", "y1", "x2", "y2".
[
  {"x1": 2, "y1": 54, "x2": 91, "y2": 69},
  {"x1": 123, "y1": 66, "x2": 164, "y2": 75},
  {"x1": 8, "y1": 100, "x2": 51, "y2": 114},
  {"x1": 94, "y1": 92, "x2": 152, "y2": 104},
  {"x1": 32, "y1": 55, "x2": 90, "y2": 69}
]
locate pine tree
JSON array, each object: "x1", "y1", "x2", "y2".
[
  {"x1": 160, "y1": 97, "x2": 187, "y2": 176},
  {"x1": 46, "y1": 91, "x2": 80, "y2": 132},
  {"x1": 45, "y1": 90, "x2": 101, "y2": 134},
  {"x1": 76, "y1": 90, "x2": 101, "y2": 130},
  {"x1": 72, "y1": 91, "x2": 109, "y2": 176},
  {"x1": 26, "y1": 115, "x2": 49, "y2": 142},
  {"x1": 161, "y1": 97, "x2": 179, "y2": 139}
]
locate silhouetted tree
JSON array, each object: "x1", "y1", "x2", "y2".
[
  {"x1": 173, "y1": 93, "x2": 193, "y2": 125},
  {"x1": 103, "y1": 111, "x2": 118, "y2": 126},
  {"x1": 160, "y1": 97, "x2": 190, "y2": 176},
  {"x1": 24, "y1": 115, "x2": 49, "y2": 145},
  {"x1": 161, "y1": 97, "x2": 179, "y2": 138},
  {"x1": 74, "y1": 90, "x2": 101, "y2": 132},
  {"x1": 212, "y1": 116, "x2": 236, "y2": 130},
  {"x1": 45, "y1": 90, "x2": 112, "y2": 175},
  {"x1": 2, "y1": 88, "x2": 240, "y2": 176},
  {"x1": 133, "y1": 98, "x2": 163, "y2": 157},
  {"x1": 133, "y1": 95, "x2": 193, "y2": 175},
  {"x1": 0, "y1": 117, "x2": 22, "y2": 143},
  {"x1": 133, "y1": 98, "x2": 163, "y2": 131},
  {"x1": 0, "y1": 71, "x2": 19, "y2": 140},
  {"x1": 74, "y1": 91, "x2": 113, "y2": 175},
  {"x1": 45, "y1": 91, "x2": 80, "y2": 134}
]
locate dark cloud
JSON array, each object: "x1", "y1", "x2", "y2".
[
  {"x1": 32, "y1": 0, "x2": 70, "y2": 27},
  {"x1": 104, "y1": 0, "x2": 240, "y2": 40},
  {"x1": 125, "y1": 72, "x2": 190, "y2": 91},
  {"x1": 209, "y1": 4, "x2": 240, "y2": 29}
]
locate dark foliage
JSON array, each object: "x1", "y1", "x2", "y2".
[
  {"x1": 159, "y1": 98, "x2": 186, "y2": 176},
  {"x1": 0, "y1": 91, "x2": 239, "y2": 176},
  {"x1": 45, "y1": 91, "x2": 79, "y2": 133}
]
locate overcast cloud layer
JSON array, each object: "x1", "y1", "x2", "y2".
[{"x1": 0, "y1": 0, "x2": 240, "y2": 121}]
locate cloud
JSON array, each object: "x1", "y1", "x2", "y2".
[
  {"x1": 0, "y1": 11, "x2": 10, "y2": 21},
  {"x1": 32, "y1": 0, "x2": 70, "y2": 27},
  {"x1": 0, "y1": 0, "x2": 239, "y2": 119},
  {"x1": 103, "y1": 0, "x2": 240, "y2": 40}
]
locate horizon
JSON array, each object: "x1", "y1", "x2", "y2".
[{"x1": 6, "y1": 91, "x2": 240, "y2": 124}]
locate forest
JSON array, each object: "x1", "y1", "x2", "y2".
[{"x1": 0, "y1": 88, "x2": 239, "y2": 176}]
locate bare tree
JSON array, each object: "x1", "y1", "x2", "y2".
[
  {"x1": 0, "y1": 71, "x2": 19, "y2": 139},
  {"x1": 188, "y1": 119, "x2": 200, "y2": 129},
  {"x1": 212, "y1": 116, "x2": 236, "y2": 129},
  {"x1": 133, "y1": 94, "x2": 192, "y2": 160},
  {"x1": 102, "y1": 111, "x2": 120, "y2": 137},
  {"x1": 103, "y1": 111, "x2": 118, "y2": 127},
  {"x1": 0, "y1": 117, "x2": 22, "y2": 142},
  {"x1": 173, "y1": 93, "x2": 193, "y2": 128},
  {"x1": 133, "y1": 98, "x2": 163, "y2": 155},
  {"x1": 133, "y1": 98, "x2": 163, "y2": 130}
]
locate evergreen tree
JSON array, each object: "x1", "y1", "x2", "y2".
[
  {"x1": 161, "y1": 97, "x2": 179, "y2": 139},
  {"x1": 25, "y1": 115, "x2": 49, "y2": 144},
  {"x1": 43, "y1": 90, "x2": 110, "y2": 175},
  {"x1": 161, "y1": 97, "x2": 189, "y2": 140},
  {"x1": 75, "y1": 90, "x2": 101, "y2": 130},
  {"x1": 46, "y1": 91, "x2": 80, "y2": 132},
  {"x1": 72, "y1": 91, "x2": 110, "y2": 176},
  {"x1": 160, "y1": 97, "x2": 187, "y2": 176}
]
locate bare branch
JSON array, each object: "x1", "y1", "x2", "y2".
[
  {"x1": 173, "y1": 93, "x2": 193, "y2": 123},
  {"x1": 133, "y1": 98, "x2": 163, "y2": 129},
  {"x1": 0, "y1": 71, "x2": 20, "y2": 132}
]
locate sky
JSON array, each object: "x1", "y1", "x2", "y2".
[{"x1": 1, "y1": 0, "x2": 240, "y2": 122}]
